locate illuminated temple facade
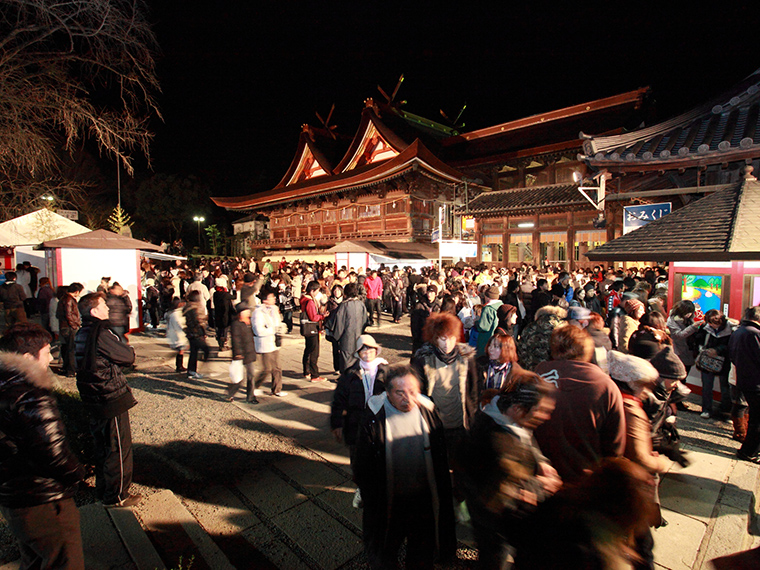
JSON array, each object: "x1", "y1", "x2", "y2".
[{"x1": 211, "y1": 74, "x2": 760, "y2": 268}]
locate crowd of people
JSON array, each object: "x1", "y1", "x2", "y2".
[{"x1": 2, "y1": 254, "x2": 760, "y2": 569}]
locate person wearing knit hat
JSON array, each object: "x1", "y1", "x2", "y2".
[
  {"x1": 617, "y1": 299, "x2": 646, "y2": 355},
  {"x1": 650, "y1": 345, "x2": 687, "y2": 383},
  {"x1": 567, "y1": 306, "x2": 592, "y2": 326},
  {"x1": 647, "y1": 346, "x2": 694, "y2": 446},
  {"x1": 622, "y1": 298, "x2": 646, "y2": 320},
  {"x1": 485, "y1": 285, "x2": 500, "y2": 300},
  {"x1": 608, "y1": 350, "x2": 673, "y2": 552},
  {"x1": 475, "y1": 286, "x2": 504, "y2": 356},
  {"x1": 583, "y1": 282, "x2": 603, "y2": 314}
]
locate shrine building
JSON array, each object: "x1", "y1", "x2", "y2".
[{"x1": 214, "y1": 87, "x2": 656, "y2": 268}]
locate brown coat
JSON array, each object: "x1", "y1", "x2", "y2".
[
  {"x1": 621, "y1": 394, "x2": 671, "y2": 475},
  {"x1": 56, "y1": 293, "x2": 80, "y2": 330}
]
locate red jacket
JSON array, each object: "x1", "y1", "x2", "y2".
[
  {"x1": 364, "y1": 276, "x2": 383, "y2": 299},
  {"x1": 300, "y1": 295, "x2": 324, "y2": 323}
]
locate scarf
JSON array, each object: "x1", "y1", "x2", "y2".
[
  {"x1": 486, "y1": 360, "x2": 511, "y2": 390},
  {"x1": 359, "y1": 357, "x2": 388, "y2": 404},
  {"x1": 433, "y1": 344, "x2": 459, "y2": 365}
]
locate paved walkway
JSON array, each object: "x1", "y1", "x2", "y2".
[{"x1": 111, "y1": 317, "x2": 760, "y2": 568}]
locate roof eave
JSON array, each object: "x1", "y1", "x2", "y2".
[
  {"x1": 585, "y1": 250, "x2": 760, "y2": 262},
  {"x1": 443, "y1": 87, "x2": 650, "y2": 147},
  {"x1": 586, "y1": 146, "x2": 760, "y2": 171}
]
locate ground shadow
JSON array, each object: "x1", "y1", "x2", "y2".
[{"x1": 130, "y1": 370, "x2": 232, "y2": 402}]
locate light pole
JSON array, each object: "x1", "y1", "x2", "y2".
[{"x1": 193, "y1": 216, "x2": 205, "y2": 251}]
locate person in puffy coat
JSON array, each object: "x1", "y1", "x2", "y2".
[
  {"x1": 227, "y1": 302, "x2": 257, "y2": 403},
  {"x1": 75, "y1": 293, "x2": 140, "y2": 508},
  {"x1": 0, "y1": 322, "x2": 85, "y2": 569},
  {"x1": 106, "y1": 282, "x2": 132, "y2": 342},
  {"x1": 212, "y1": 279, "x2": 235, "y2": 351},
  {"x1": 252, "y1": 287, "x2": 284, "y2": 397},
  {"x1": 666, "y1": 300, "x2": 701, "y2": 375},
  {"x1": 330, "y1": 334, "x2": 388, "y2": 448}
]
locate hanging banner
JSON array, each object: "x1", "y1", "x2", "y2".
[
  {"x1": 440, "y1": 240, "x2": 477, "y2": 259},
  {"x1": 623, "y1": 202, "x2": 671, "y2": 234}
]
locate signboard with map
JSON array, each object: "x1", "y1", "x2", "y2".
[{"x1": 680, "y1": 274, "x2": 725, "y2": 317}]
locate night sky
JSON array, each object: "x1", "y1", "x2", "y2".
[{"x1": 145, "y1": 2, "x2": 759, "y2": 198}]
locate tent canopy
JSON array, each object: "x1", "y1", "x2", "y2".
[
  {"x1": 0, "y1": 209, "x2": 89, "y2": 247},
  {"x1": 38, "y1": 229, "x2": 161, "y2": 251},
  {"x1": 326, "y1": 240, "x2": 439, "y2": 260}
]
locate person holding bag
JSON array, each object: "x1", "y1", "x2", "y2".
[
  {"x1": 693, "y1": 309, "x2": 734, "y2": 420},
  {"x1": 253, "y1": 287, "x2": 285, "y2": 397},
  {"x1": 300, "y1": 281, "x2": 326, "y2": 382},
  {"x1": 227, "y1": 302, "x2": 257, "y2": 402}
]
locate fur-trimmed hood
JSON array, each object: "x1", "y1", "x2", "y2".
[{"x1": 0, "y1": 351, "x2": 52, "y2": 391}]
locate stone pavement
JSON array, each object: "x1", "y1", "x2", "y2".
[
  {"x1": 2, "y1": 314, "x2": 754, "y2": 569},
  {"x1": 126, "y1": 313, "x2": 760, "y2": 569}
]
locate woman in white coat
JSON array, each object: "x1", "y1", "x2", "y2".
[{"x1": 252, "y1": 287, "x2": 285, "y2": 397}]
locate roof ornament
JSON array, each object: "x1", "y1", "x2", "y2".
[
  {"x1": 744, "y1": 165, "x2": 756, "y2": 181},
  {"x1": 377, "y1": 74, "x2": 406, "y2": 108},
  {"x1": 440, "y1": 103, "x2": 467, "y2": 131},
  {"x1": 315, "y1": 104, "x2": 338, "y2": 140}
]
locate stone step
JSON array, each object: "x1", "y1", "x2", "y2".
[
  {"x1": 0, "y1": 501, "x2": 165, "y2": 570},
  {"x1": 108, "y1": 504, "x2": 166, "y2": 570},
  {"x1": 135, "y1": 490, "x2": 235, "y2": 570}
]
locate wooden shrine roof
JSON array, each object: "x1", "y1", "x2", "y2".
[
  {"x1": 582, "y1": 68, "x2": 760, "y2": 172},
  {"x1": 443, "y1": 88, "x2": 650, "y2": 165}
]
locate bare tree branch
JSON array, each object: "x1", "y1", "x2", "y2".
[{"x1": 0, "y1": 0, "x2": 160, "y2": 221}]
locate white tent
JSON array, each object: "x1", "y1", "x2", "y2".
[
  {"x1": 0, "y1": 209, "x2": 90, "y2": 246},
  {"x1": 0, "y1": 209, "x2": 90, "y2": 276}
]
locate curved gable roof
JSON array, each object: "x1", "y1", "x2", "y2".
[
  {"x1": 334, "y1": 100, "x2": 410, "y2": 173},
  {"x1": 275, "y1": 126, "x2": 343, "y2": 189}
]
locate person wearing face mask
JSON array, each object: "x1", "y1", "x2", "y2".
[
  {"x1": 411, "y1": 311, "x2": 479, "y2": 508},
  {"x1": 300, "y1": 280, "x2": 326, "y2": 382}
]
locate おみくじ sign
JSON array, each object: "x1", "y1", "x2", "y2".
[{"x1": 623, "y1": 202, "x2": 671, "y2": 234}]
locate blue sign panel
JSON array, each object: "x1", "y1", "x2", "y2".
[{"x1": 623, "y1": 202, "x2": 672, "y2": 234}]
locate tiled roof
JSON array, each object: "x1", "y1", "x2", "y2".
[
  {"x1": 459, "y1": 183, "x2": 589, "y2": 216},
  {"x1": 586, "y1": 177, "x2": 760, "y2": 261},
  {"x1": 582, "y1": 69, "x2": 760, "y2": 169}
]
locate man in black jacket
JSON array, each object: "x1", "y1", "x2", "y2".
[
  {"x1": 730, "y1": 306, "x2": 760, "y2": 463},
  {"x1": 0, "y1": 322, "x2": 85, "y2": 569},
  {"x1": 0, "y1": 271, "x2": 27, "y2": 331},
  {"x1": 354, "y1": 364, "x2": 455, "y2": 570},
  {"x1": 75, "y1": 293, "x2": 140, "y2": 507}
]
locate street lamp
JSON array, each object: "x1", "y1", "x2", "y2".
[{"x1": 193, "y1": 216, "x2": 205, "y2": 250}]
